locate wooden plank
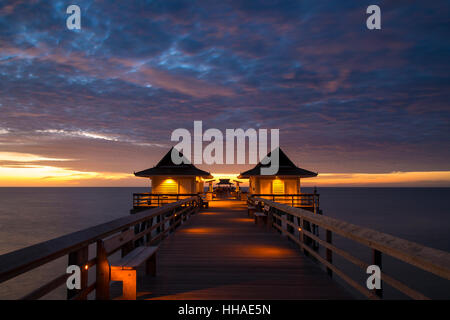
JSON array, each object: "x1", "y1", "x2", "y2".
[
  {"x1": 103, "y1": 229, "x2": 135, "y2": 254},
  {"x1": 114, "y1": 247, "x2": 146, "y2": 268},
  {"x1": 121, "y1": 247, "x2": 158, "y2": 269},
  {"x1": 129, "y1": 200, "x2": 351, "y2": 300}
]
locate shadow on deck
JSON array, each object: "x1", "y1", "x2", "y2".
[{"x1": 116, "y1": 200, "x2": 351, "y2": 300}]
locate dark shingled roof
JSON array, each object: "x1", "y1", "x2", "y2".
[
  {"x1": 134, "y1": 147, "x2": 212, "y2": 178},
  {"x1": 217, "y1": 179, "x2": 232, "y2": 185},
  {"x1": 238, "y1": 148, "x2": 318, "y2": 178}
]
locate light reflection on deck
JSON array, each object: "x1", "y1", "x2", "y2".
[{"x1": 117, "y1": 200, "x2": 351, "y2": 300}]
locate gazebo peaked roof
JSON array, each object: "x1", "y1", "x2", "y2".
[
  {"x1": 217, "y1": 179, "x2": 232, "y2": 185},
  {"x1": 238, "y1": 148, "x2": 318, "y2": 178},
  {"x1": 134, "y1": 147, "x2": 213, "y2": 178}
]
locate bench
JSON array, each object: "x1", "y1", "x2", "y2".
[
  {"x1": 97, "y1": 229, "x2": 158, "y2": 300},
  {"x1": 247, "y1": 200, "x2": 258, "y2": 217},
  {"x1": 254, "y1": 205, "x2": 270, "y2": 227},
  {"x1": 247, "y1": 205, "x2": 256, "y2": 217},
  {"x1": 254, "y1": 211, "x2": 267, "y2": 226}
]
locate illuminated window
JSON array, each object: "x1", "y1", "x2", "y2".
[
  {"x1": 159, "y1": 179, "x2": 178, "y2": 194},
  {"x1": 272, "y1": 179, "x2": 284, "y2": 194}
]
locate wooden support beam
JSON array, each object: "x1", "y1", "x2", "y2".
[
  {"x1": 326, "y1": 230, "x2": 332, "y2": 277},
  {"x1": 67, "y1": 246, "x2": 89, "y2": 300},
  {"x1": 95, "y1": 241, "x2": 110, "y2": 300},
  {"x1": 372, "y1": 249, "x2": 383, "y2": 298}
]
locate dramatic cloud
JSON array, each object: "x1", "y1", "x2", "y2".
[{"x1": 0, "y1": 0, "x2": 449, "y2": 186}]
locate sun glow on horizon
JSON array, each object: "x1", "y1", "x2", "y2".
[
  {"x1": 302, "y1": 171, "x2": 450, "y2": 186},
  {"x1": 0, "y1": 151, "x2": 132, "y2": 186},
  {"x1": 0, "y1": 152, "x2": 449, "y2": 187}
]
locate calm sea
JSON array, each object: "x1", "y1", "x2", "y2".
[{"x1": 0, "y1": 187, "x2": 449, "y2": 299}]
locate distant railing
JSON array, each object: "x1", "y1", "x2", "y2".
[
  {"x1": 251, "y1": 193, "x2": 319, "y2": 213},
  {"x1": 0, "y1": 196, "x2": 201, "y2": 300},
  {"x1": 133, "y1": 193, "x2": 201, "y2": 207},
  {"x1": 250, "y1": 197, "x2": 450, "y2": 300}
]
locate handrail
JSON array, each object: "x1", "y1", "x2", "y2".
[
  {"x1": 251, "y1": 193, "x2": 320, "y2": 213},
  {"x1": 0, "y1": 196, "x2": 200, "y2": 299},
  {"x1": 252, "y1": 193, "x2": 317, "y2": 196},
  {"x1": 251, "y1": 197, "x2": 450, "y2": 299},
  {"x1": 133, "y1": 193, "x2": 201, "y2": 207}
]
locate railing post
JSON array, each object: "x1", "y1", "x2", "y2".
[
  {"x1": 156, "y1": 213, "x2": 161, "y2": 235},
  {"x1": 95, "y1": 241, "x2": 110, "y2": 300},
  {"x1": 326, "y1": 230, "x2": 333, "y2": 277},
  {"x1": 121, "y1": 228, "x2": 134, "y2": 256},
  {"x1": 267, "y1": 208, "x2": 273, "y2": 231},
  {"x1": 298, "y1": 217, "x2": 304, "y2": 251},
  {"x1": 372, "y1": 249, "x2": 383, "y2": 298},
  {"x1": 161, "y1": 212, "x2": 166, "y2": 239},
  {"x1": 281, "y1": 213, "x2": 287, "y2": 238},
  {"x1": 170, "y1": 209, "x2": 176, "y2": 231},
  {"x1": 67, "y1": 246, "x2": 88, "y2": 300},
  {"x1": 312, "y1": 189, "x2": 317, "y2": 214}
]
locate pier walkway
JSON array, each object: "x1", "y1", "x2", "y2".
[
  {"x1": 1, "y1": 195, "x2": 449, "y2": 300},
  {"x1": 123, "y1": 200, "x2": 350, "y2": 299}
]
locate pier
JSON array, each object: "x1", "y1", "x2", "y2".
[
  {"x1": 123, "y1": 200, "x2": 349, "y2": 299},
  {"x1": 1, "y1": 195, "x2": 449, "y2": 300}
]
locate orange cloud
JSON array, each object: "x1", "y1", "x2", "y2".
[
  {"x1": 1, "y1": 153, "x2": 449, "y2": 187},
  {"x1": 302, "y1": 171, "x2": 450, "y2": 187}
]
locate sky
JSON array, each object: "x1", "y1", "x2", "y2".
[{"x1": 0, "y1": 0, "x2": 449, "y2": 187}]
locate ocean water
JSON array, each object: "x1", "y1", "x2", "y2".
[
  {"x1": 304, "y1": 187, "x2": 450, "y2": 300},
  {"x1": 0, "y1": 187, "x2": 449, "y2": 299}
]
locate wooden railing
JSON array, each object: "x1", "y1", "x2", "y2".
[
  {"x1": 250, "y1": 197, "x2": 450, "y2": 300},
  {"x1": 133, "y1": 193, "x2": 200, "y2": 207},
  {"x1": 251, "y1": 193, "x2": 319, "y2": 213},
  {"x1": 0, "y1": 196, "x2": 200, "y2": 300}
]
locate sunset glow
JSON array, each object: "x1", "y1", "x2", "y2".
[
  {"x1": 0, "y1": 151, "x2": 449, "y2": 187},
  {"x1": 304, "y1": 171, "x2": 450, "y2": 187},
  {"x1": 0, "y1": 151, "x2": 131, "y2": 186}
]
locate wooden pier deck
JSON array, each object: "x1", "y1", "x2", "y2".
[
  {"x1": 2, "y1": 195, "x2": 449, "y2": 300},
  {"x1": 124, "y1": 200, "x2": 351, "y2": 300}
]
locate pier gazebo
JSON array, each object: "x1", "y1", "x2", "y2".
[
  {"x1": 133, "y1": 147, "x2": 212, "y2": 208},
  {"x1": 238, "y1": 148, "x2": 319, "y2": 210}
]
